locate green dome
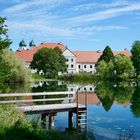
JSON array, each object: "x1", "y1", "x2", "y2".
[
  {"x1": 19, "y1": 40, "x2": 27, "y2": 47},
  {"x1": 29, "y1": 40, "x2": 36, "y2": 47}
]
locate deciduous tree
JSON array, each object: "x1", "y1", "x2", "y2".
[
  {"x1": 30, "y1": 47, "x2": 67, "y2": 77},
  {"x1": 0, "y1": 17, "x2": 31, "y2": 83},
  {"x1": 114, "y1": 54, "x2": 134, "y2": 80},
  {"x1": 0, "y1": 17, "x2": 12, "y2": 50},
  {"x1": 131, "y1": 41, "x2": 140, "y2": 78},
  {"x1": 96, "y1": 60, "x2": 114, "y2": 79}
]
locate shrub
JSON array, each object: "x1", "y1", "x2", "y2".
[{"x1": 0, "y1": 49, "x2": 32, "y2": 84}]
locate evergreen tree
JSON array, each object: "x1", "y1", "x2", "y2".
[{"x1": 96, "y1": 45, "x2": 114, "y2": 66}]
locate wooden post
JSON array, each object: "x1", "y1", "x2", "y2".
[
  {"x1": 49, "y1": 113, "x2": 54, "y2": 129},
  {"x1": 41, "y1": 113, "x2": 46, "y2": 128},
  {"x1": 68, "y1": 111, "x2": 73, "y2": 129},
  {"x1": 43, "y1": 95, "x2": 45, "y2": 105}
]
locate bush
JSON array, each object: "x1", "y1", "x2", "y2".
[
  {"x1": 0, "y1": 49, "x2": 32, "y2": 84},
  {"x1": 0, "y1": 105, "x2": 94, "y2": 140}
]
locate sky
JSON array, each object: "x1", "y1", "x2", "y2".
[{"x1": 0, "y1": 0, "x2": 140, "y2": 51}]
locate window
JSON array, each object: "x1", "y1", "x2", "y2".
[
  {"x1": 84, "y1": 65, "x2": 86, "y2": 68},
  {"x1": 84, "y1": 87, "x2": 87, "y2": 91},
  {"x1": 90, "y1": 65, "x2": 92, "y2": 68},
  {"x1": 90, "y1": 87, "x2": 92, "y2": 91},
  {"x1": 67, "y1": 65, "x2": 68, "y2": 68},
  {"x1": 66, "y1": 59, "x2": 68, "y2": 62},
  {"x1": 71, "y1": 58, "x2": 73, "y2": 62},
  {"x1": 71, "y1": 88, "x2": 73, "y2": 91},
  {"x1": 71, "y1": 64, "x2": 73, "y2": 68},
  {"x1": 79, "y1": 65, "x2": 81, "y2": 69}
]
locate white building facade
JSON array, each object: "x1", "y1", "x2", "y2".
[
  {"x1": 15, "y1": 41, "x2": 131, "y2": 74},
  {"x1": 63, "y1": 49, "x2": 77, "y2": 74}
]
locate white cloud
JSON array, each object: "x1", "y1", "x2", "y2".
[
  {"x1": 1, "y1": 0, "x2": 136, "y2": 44},
  {"x1": 67, "y1": 3, "x2": 140, "y2": 24},
  {"x1": 7, "y1": 19, "x2": 127, "y2": 39},
  {"x1": 73, "y1": 0, "x2": 129, "y2": 11},
  {"x1": 3, "y1": 0, "x2": 69, "y2": 13}
]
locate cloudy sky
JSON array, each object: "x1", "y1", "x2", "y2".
[{"x1": 0, "y1": 0, "x2": 140, "y2": 51}]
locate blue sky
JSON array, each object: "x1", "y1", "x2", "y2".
[{"x1": 0, "y1": 0, "x2": 140, "y2": 51}]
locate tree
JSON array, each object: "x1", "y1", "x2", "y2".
[
  {"x1": 96, "y1": 45, "x2": 114, "y2": 66},
  {"x1": 114, "y1": 54, "x2": 134, "y2": 80},
  {"x1": 0, "y1": 17, "x2": 31, "y2": 84},
  {"x1": 0, "y1": 49, "x2": 31, "y2": 83},
  {"x1": 0, "y1": 17, "x2": 12, "y2": 50},
  {"x1": 96, "y1": 60, "x2": 114, "y2": 78},
  {"x1": 30, "y1": 47, "x2": 67, "y2": 77},
  {"x1": 95, "y1": 81, "x2": 114, "y2": 111},
  {"x1": 131, "y1": 41, "x2": 140, "y2": 78},
  {"x1": 131, "y1": 86, "x2": 140, "y2": 118}
]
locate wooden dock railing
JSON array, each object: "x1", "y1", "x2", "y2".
[{"x1": 0, "y1": 91, "x2": 75, "y2": 104}]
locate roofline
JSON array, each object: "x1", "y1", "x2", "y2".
[{"x1": 64, "y1": 48, "x2": 77, "y2": 57}]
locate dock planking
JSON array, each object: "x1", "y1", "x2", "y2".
[{"x1": 19, "y1": 103, "x2": 86, "y2": 114}]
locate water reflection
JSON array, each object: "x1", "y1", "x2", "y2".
[
  {"x1": 30, "y1": 80, "x2": 140, "y2": 119},
  {"x1": 0, "y1": 83, "x2": 31, "y2": 102},
  {"x1": 1, "y1": 81, "x2": 140, "y2": 139},
  {"x1": 130, "y1": 86, "x2": 140, "y2": 118},
  {"x1": 0, "y1": 83, "x2": 31, "y2": 93},
  {"x1": 31, "y1": 81, "x2": 68, "y2": 105},
  {"x1": 32, "y1": 81, "x2": 67, "y2": 92},
  {"x1": 1, "y1": 80, "x2": 140, "y2": 119},
  {"x1": 95, "y1": 81, "x2": 135, "y2": 112}
]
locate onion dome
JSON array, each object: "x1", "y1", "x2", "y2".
[
  {"x1": 29, "y1": 40, "x2": 36, "y2": 48},
  {"x1": 19, "y1": 40, "x2": 27, "y2": 48}
]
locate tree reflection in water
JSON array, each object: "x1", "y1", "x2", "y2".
[
  {"x1": 32, "y1": 81, "x2": 68, "y2": 105},
  {"x1": 95, "y1": 81, "x2": 114, "y2": 111},
  {"x1": 95, "y1": 81, "x2": 140, "y2": 118},
  {"x1": 131, "y1": 86, "x2": 140, "y2": 118},
  {"x1": 0, "y1": 83, "x2": 31, "y2": 102}
]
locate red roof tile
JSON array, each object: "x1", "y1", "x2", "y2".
[
  {"x1": 15, "y1": 42, "x2": 131, "y2": 63},
  {"x1": 73, "y1": 49, "x2": 131, "y2": 63},
  {"x1": 15, "y1": 42, "x2": 66, "y2": 62},
  {"x1": 73, "y1": 51, "x2": 102, "y2": 63}
]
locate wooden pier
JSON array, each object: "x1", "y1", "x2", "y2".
[{"x1": 0, "y1": 91, "x2": 87, "y2": 129}]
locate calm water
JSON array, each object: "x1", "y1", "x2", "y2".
[{"x1": 1, "y1": 81, "x2": 140, "y2": 139}]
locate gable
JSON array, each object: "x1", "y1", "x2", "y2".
[{"x1": 63, "y1": 49, "x2": 76, "y2": 57}]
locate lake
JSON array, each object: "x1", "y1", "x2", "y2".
[{"x1": 1, "y1": 80, "x2": 140, "y2": 139}]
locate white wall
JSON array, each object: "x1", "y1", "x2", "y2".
[
  {"x1": 24, "y1": 49, "x2": 97, "y2": 75},
  {"x1": 63, "y1": 49, "x2": 77, "y2": 74},
  {"x1": 76, "y1": 63, "x2": 96, "y2": 74}
]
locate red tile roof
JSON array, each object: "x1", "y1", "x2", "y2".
[
  {"x1": 73, "y1": 49, "x2": 131, "y2": 63},
  {"x1": 73, "y1": 51, "x2": 102, "y2": 63},
  {"x1": 15, "y1": 42, "x2": 131, "y2": 63},
  {"x1": 15, "y1": 42, "x2": 66, "y2": 62}
]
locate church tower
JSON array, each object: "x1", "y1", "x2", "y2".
[
  {"x1": 19, "y1": 40, "x2": 27, "y2": 50},
  {"x1": 29, "y1": 40, "x2": 36, "y2": 48}
]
